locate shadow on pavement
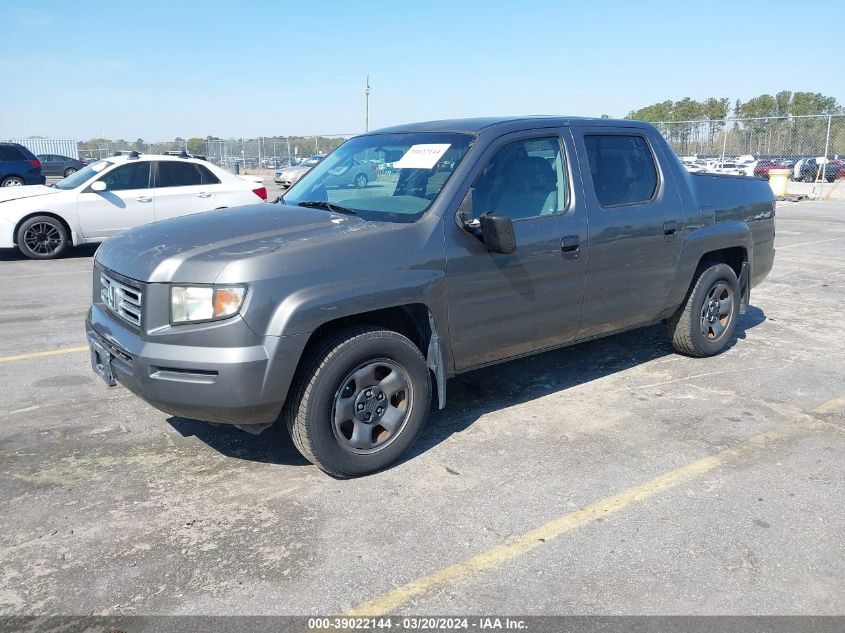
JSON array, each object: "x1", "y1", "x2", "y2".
[
  {"x1": 166, "y1": 416, "x2": 310, "y2": 467},
  {"x1": 0, "y1": 244, "x2": 98, "y2": 261},
  {"x1": 173, "y1": 306, "x2": 767, "y2": 471}
]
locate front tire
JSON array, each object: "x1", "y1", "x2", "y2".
[
  {"x1": 285, "y1": 326, "x2": 431, "y2": 477},
  {"x1": 17, "y1": 215, "x2": 69, "y2": 259},
  {"x1": 354, "y1": 173, "x2": 368, "y2": 188},
  {"x1": 667, "y1": 261, "x2": 740, "y2": 357}
]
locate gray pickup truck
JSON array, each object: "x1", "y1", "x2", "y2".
[{"x1": 86, "y1": 117, "x2": 775, "y2": 476}]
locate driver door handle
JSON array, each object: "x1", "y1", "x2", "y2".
[
  {"x1": 136, "y1": 196, "x2": 152, "y2": 203},
  {"x1": 196, "y1": 192, "x2": 211, "y2": 198},
  {"x1": 561, "y1": 235, "x2": 580, "y2": 260}
]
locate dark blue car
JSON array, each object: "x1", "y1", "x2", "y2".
[{"x1": 0, "y1": 142, "x2": 46, "y2": 187}]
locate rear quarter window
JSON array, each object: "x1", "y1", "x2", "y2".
[{"x1": 0, "y1": 146, "x2": 26, "y2": 161}]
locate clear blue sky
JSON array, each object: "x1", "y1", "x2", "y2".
[{"x1": 3, "y1": 0, "x2": 843, "y2": 140}]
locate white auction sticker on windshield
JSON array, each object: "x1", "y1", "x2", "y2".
[{"x1": 394, "y1": 144, "x2": 451, "y2": 169}]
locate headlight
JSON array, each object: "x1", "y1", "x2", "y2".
[{"x1": 170, "y1": 285, "x2": 246, "y2": 324}]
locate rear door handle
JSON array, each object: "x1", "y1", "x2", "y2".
[
  {"x1": 136, "y1": 196, "x2": 152, "y2": 203},
  {"x1": 561, "y1": 235, "x2": 580, "y2": 259},
  {"x1": 663, "y1": 221, "x2": 678, "y2": 240},
  {"x1": 196, "y1": 192, "x2": 212, "y2": 198}
]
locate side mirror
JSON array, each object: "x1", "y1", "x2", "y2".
[
  {"x1": 479, "y1": 212, "x2": 516, "y2": 254},
  {"x1": 90, "y1": 181, "x2": 107, "y2": 192}
]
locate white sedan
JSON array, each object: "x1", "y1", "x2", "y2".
[{"x1": 0, "y1": 154, "x2": 268, "y2": 259}]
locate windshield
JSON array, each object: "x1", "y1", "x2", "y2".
[
  {"x1": 54, "y1": 160, "x2": 113, "y2": 190},
  {"x1": 300, "y1": 156, "x2": 322, "y2": 167},
  {"x1": 282, "y1": 132, "x2": 475, "y2": 223}
]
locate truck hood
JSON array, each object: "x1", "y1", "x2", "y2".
[
  {"x1": 95, "y1": 203, "x2": 368, "y2": 283},
  {"x1": 0, "y1": 185, "x2": 59, "y2": 204}
]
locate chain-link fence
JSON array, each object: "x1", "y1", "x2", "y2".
[
  {"x1": 652, "y1": 114, "x2": 845, "y2": 187},
  {"x1": 76, "y1": 135, "x2": 353, "y2": 177}
]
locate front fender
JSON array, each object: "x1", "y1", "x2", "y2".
[
  {"x1": 245, "y1": 269, "x2": 451, "y2": 408},
  {"x1": 665, "y1": 220, "x2": 753, "y2": 311},
  {"x1": 246, "y1": 269, "x2": 448, "y2": 339}
]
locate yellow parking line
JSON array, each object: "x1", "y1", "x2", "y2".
[
  {"x1": 346, "y1": 422, "x2": 804, "y2": 616},
  {"x1": 814, "y1": 396, "x2": 845, "y2": 414},
  {"x1": 0, "y1": 346, "x2": 88, "y2": 363}
]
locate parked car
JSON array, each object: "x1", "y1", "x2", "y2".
[
  {"x1": 707, "y1": 161, "x2": 745, "y2": 176},
  {"x1": 827, "y1": 159, "x2": 845, "y2": 180},
  {"x1": 753, "y1": 159, "x2": 787, "y2": 179},
  {"x1": 85, "y1": 116, "x2": 776, "y2": 477},
  {"x1": 681, "y1": 159, "x2": 703, "y2": 173},
  {"x1": 0, "y1": 142, "x2": 45, "y2": 187},
  {"x1": 796, "y1": 157, "x2": 836, "y2": 183},
  {"x1": 273, "y1": 155, "x2": 324, "y2": 188},
  {"x1": 36, "y1": 154, "x2": 88, "y2": 178},
  {"x1": 322, "y1": 156, "x2": 377, "y2": 188},
  {"x1": 0, "y1": 154, "x2": 268, "y2": 259}
]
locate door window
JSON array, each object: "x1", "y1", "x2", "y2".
[
  {"x1": 98, "y1": 162, "x2": 152, "y2": 191},
  {"x1": 471, "y1": 137, "x2": 567, "y2": 220},
  {"x1": 156, "y1": 161, "x2": 220, "y2": 187},
  {"x1": 583, "y1": 135, "x2": 658, "y2": 207}
]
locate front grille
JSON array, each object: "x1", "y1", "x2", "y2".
[{"x1": 101, "y1": 273, "x2": 142, "y2": 327}]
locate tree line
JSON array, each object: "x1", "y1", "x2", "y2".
[
  {"x1": 624, "y1": 91, "x2": 844, "y2": 157},
  {"x1": 626, "y1": 91, "x2": 843, "y2": 122},
  {"x1": 77, "y1": 135, "x2": 348, "y2": 160}
]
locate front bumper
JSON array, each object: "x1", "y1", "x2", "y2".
[{"x1": 86, "y1": 303, "x2": 309, "y2": 425}]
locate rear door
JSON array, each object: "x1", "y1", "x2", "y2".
[
  {"x1": 572, "y1": 127, "x2": 687, "y2": 338},
  {"x1": 0, "y1": 145, "x2": 34, "y2": 182},
  {"x1": 77, "y1": 161, "x2": 155, "y2": 239},
  {"x1": 445, "y1": 130, "x2": 588, "y2": 369},
  {"x1": 153, "y1": 161, "x2": 219, "y2": 220}
]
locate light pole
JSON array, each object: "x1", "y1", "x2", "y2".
[{"x1": 365, "y1": 75, "x2": 370, "y2": 132}]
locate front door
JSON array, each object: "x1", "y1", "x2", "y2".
[
  {"x1": 76, "y1": 161, "x2": 154, "y2": 240},
  {"x1": 445, "y1": 131, "x2": 588, "y2": 370},
  {"x1": 572, "y1": 127, "x2": 686, "y2": 338}
]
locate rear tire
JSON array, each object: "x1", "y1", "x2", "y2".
[
  {"x1": 667, "y1": 261, "x2": 739, "y2": 358},
  {"x1": 17, "y1": 215, "x2": 69, "y2": 260},
  {"x1": 354, "y1": 173, "x2": 368, "y2": 188},
  {"x1": 64, "y1": 167, "x2": 77, "y2": 177},
  {"x1": 285, "y1": 326, "x2": 431, "y2": 477},
  {"x1": 1, "y1": 176, "x2": 24, "y2": 187}
]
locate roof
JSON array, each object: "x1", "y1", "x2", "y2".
[
  {"x1": 371, "y1": 116, "x2": 652, "y2": 135},
  {"x1": 103, "y1": 154, "x2": 206, "y2": 164}
]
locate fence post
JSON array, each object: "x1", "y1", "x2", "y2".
[
  {"x1": 720, "y1": 122, "x2": 728, "y2": 163},
  {"x1": 819, "y1": 114, "x2": 832, "y2": 199}
]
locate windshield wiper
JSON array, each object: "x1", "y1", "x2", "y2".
[{"x1": 297, "y1": 200, "x2": 357, "y2": 215}]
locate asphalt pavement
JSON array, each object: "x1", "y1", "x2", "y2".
[{"x1": 0, "y1": 200, "x2": 842, "y2": 616}]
